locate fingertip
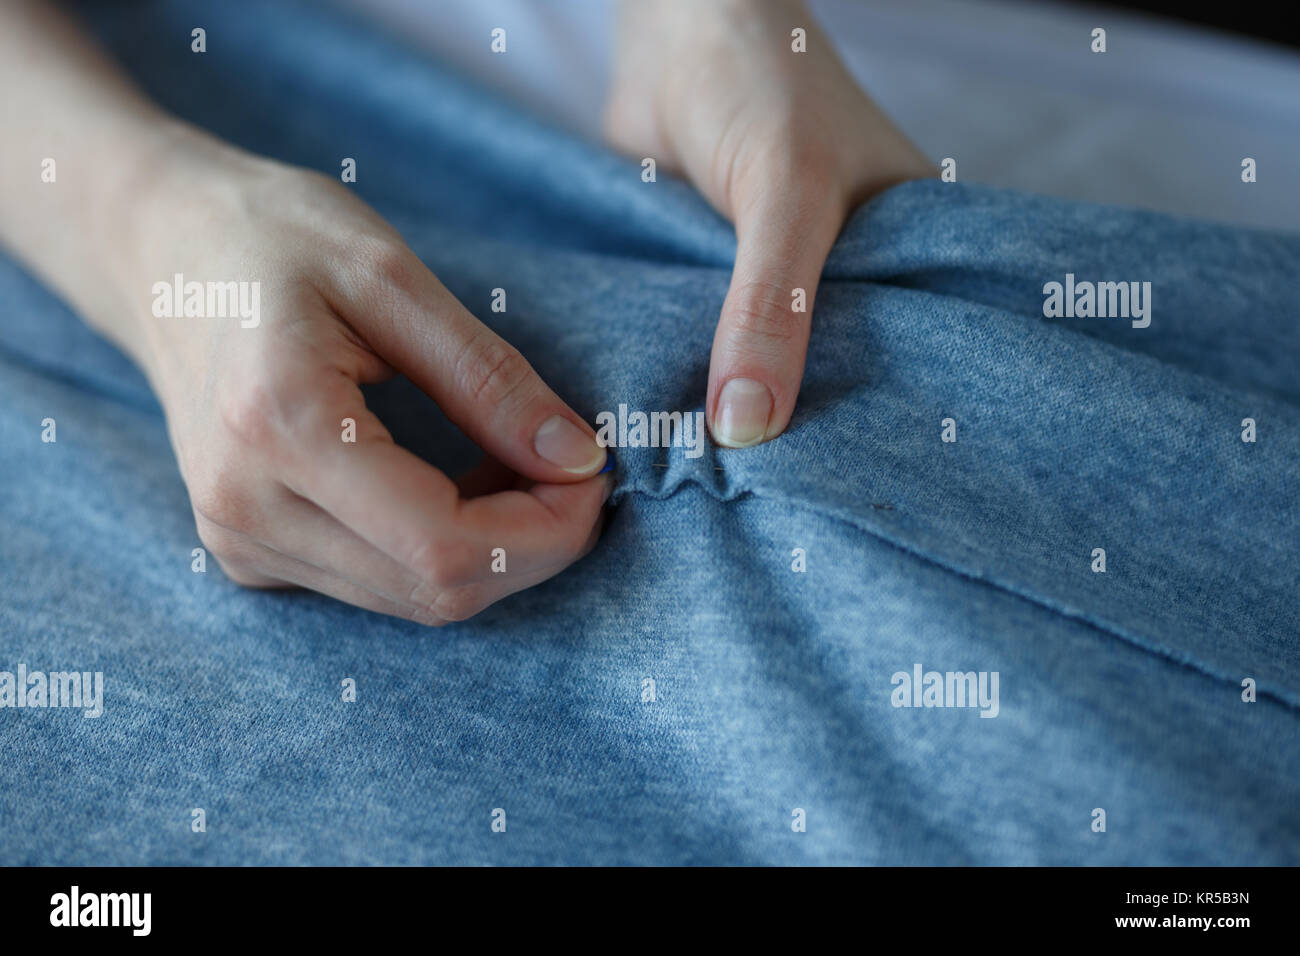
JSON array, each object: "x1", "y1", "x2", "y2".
[
  {"x1": 533, "y1": 414, "x2": 607, "y2": 477},
  {"x1": 526, "y1": 469, "x2": 613, "y2": 525}
]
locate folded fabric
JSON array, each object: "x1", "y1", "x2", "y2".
[{"x1": 0, "y1": 0, "x2": 1295, "y2": 865}]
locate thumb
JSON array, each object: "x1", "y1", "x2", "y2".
[
  {"x1": 707, "y1": 178, "x2": 846, "y2": 447},
  {"x1": 334, "y1": 243, "x2": 609, "y2": 483}
]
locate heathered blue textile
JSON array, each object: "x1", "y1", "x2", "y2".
[{"x1": 0, "y1": 0, "x2": 1296, "y2": 864}]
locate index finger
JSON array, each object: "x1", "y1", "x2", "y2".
[{"x1": 282, "y1": 391, "x2": 608, "y2": 603}]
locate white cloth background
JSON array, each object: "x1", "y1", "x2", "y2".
[{"x1": 348, "y1": 0, "x2": 1300, "y2": 230}]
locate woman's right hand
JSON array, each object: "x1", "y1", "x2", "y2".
[{"x1": 111, "y1": 126, "x2": 611, "y2": 625}]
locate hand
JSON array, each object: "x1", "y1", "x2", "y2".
[
  {"x1": 111, "y1": 127, "x2": 611, "y2": 625},
  {"x1": 605, "y1": 0, "x2": 933, "y2": 447}
]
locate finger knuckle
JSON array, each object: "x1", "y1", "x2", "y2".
[
  {"x1": 192, "y1": 485, "x2": 257, "y2": 538},
  {"x1": 726, "y1": 280, "x2": 806, "y2": 347},
  {"x1": 218, "y1": 380, "x2": 284, "y2": 451},
  {"x1": 406, "y1": 538, "x2": 477, "y2": 592},
  {"x1": 355, "y1": 235, "x2": 414, "y2": 296},
  {"x1": 194, "y1": 516, "x2": 270, "y2": 588},
  {"x1": 398, "y1": 579, "x2": 450, "y2": 627},
  {"x1": 404, "y1": 605, "x2": 449, "y2": 628},
  {"x1": 457, "y1": 332, "x2": 534, "y2": 408},
  {"x1": 431, "y1": 586, "x2": 484, "y2": 624},
  {"x1": 221, "y1": 364, "x2": 364, "y2": 462},
  {"x1": 213, "y1": 555, "x2": 275, "y2": 589},
  {"x1": 296, "y1": 379, "x2": 369, "y2": 447}
]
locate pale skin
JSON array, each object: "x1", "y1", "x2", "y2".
[
  {"x1": 606, "y1": 0, "x2": 934, "y2": 446},
  {"x1": 0, "y1": 0, "x2": 929, "y2": 624}
]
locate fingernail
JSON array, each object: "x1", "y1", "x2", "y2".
[
  {"x1": 713, "y1": 378, "x2": 773, "y2": 448},
  {"x1": 534, "y1": 415, "x2": 607, "y2": 474}
]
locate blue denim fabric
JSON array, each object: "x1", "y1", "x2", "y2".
[{"x1": 0, "y1": 0, "x2": 1296, "y2": 865}]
